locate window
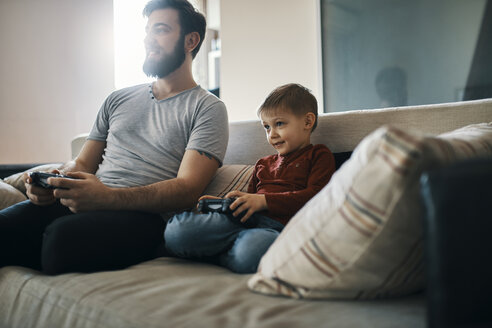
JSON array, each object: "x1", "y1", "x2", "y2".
[{"x1": 320, "y1": 0, "x2": 492, "y2": 112}]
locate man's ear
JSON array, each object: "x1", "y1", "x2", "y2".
[
  {"x1": 304, "y1": 112, "x2": 316, "y2": 130},
  {"x1": 185, "y1": 32, "x2": 200, "y2": 54}
]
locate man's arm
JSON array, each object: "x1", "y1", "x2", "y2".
[
  {"x1": 52, "y1": 149, "x2": 219, "y2": 213},
  {"x1": 59, "y1": 139, "x2": 106, "y2": 174}
]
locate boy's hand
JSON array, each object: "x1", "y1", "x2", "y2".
[{"x1": 225, "y1": 191, "x2": 267, "y2": 223}]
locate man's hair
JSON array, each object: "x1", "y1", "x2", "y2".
[
  {"x1": 143, "y1": 0, "x2": 206, "y2": 58},
  {"x1": 257, "y1": 83, "x2": 319, "y2": 132}
]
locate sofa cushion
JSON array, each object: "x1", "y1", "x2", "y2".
[
  {"x1": 0, "y1": 180, "x2": 27, "y2": 210},
  {"x1": 2, "y1": 163, "x2": 61, "y2": 194},
  {"x1": 248, "y1": 122, "x2": 492, "y2": 300},
  {"x1": 202, "y1": 164, "x2": 254, "y2": 197}
]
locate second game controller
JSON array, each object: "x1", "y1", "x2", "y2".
[{"x1": 197, "y1": 197, "x2": 256, "y2": 227}]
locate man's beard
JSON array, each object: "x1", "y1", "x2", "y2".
[{"x1": 143, "y1": 35, "x2": 186, "y2": 79}]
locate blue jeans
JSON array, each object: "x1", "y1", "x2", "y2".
[{"x1": 164, "y1": 211, "x2": 284, "y2": 274}]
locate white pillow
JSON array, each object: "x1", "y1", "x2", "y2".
[
  {"x1": 3, "y1": 163, "x2": 61, "y2": 194},
  {"x1": 248, "y1": 123, "x2": 492, "y2": 300},
  {"x1": 0, "y1": 180, "x2": 27, "y2": 210}
]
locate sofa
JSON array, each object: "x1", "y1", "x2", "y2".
[{"x1": 1, "y1": 98, "x2": 491, "y2": 328}]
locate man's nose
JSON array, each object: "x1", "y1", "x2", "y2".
[{"x1": 144, "y1": 32, "x2": 155, "y2": 47}]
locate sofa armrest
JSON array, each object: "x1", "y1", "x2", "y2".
[
  {"x1": 71, "y1": 133, "x2": 89, "y2": 159},
  {"x1": 420, "y1": 157, "x2": 492, "y2": 328}
]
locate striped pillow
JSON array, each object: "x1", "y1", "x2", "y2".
[
  {"x1": 248, "y1": 123, "x2": 492, "y2": 300},
  {"x1": 202, "y1": 164, "x2": 254, "y2": 197}
]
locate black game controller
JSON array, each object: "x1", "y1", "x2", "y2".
[
  {"x1": 29, "y1": 172, "x2": 75, "y2": 189},
  {"x1": 197, "y1": 197, "x2": 257, "y2": 228}
]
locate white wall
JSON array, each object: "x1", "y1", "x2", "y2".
[
  {"x1": 0, "y1": 0, "x2": 114, "y2": 164},
  {"x1": 0, "y1": 0, "x2": 322, "y2": 163},
  {"x1": 220, "y1": 0, "x2": 322, "y2": 122}
]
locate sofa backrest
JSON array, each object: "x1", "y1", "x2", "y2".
[
  {"x1": 71, "y1": 98, "x2": 492, "y2": 164},
  {"x1": 224, "y1": 98, "x2": 492, "y2": 165}
]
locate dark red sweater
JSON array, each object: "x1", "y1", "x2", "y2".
[{"x1": 247, "y1": 144, "x2": 336, "y2": 225}]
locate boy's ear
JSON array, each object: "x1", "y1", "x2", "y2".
[{"x1": 304, "y1": 112, "x2": 316, "y2": 130}]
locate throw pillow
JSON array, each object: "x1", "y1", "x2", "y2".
[
  {"x1": 3, "y1": 163, "x2": 61, "y2": 194},
  {"x1": 0, "y1": 180, "x2": 27, "y2": 210},
  {"x1": 202, "y1": 164, "x2": 254, "y2": 197},
  {"x1": 248, "y1": 123, "x2": 492, "y2": 300}
]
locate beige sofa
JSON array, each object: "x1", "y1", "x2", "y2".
[{"x1": 1, "y1": 98, "x2": 492, "y2": 328}]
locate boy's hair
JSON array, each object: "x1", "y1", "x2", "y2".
[
  {"x1": 143, "y1": 0, "x2": 206, "y2": 58},
  {"x1": 257, "y1": 83, "x2": 319, "y2": 132}
]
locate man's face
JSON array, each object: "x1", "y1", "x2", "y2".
[{"x1": 143, "y1": 8, "x2": 186, "y2": 79}]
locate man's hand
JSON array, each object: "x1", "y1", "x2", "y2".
[
  {"x1": 24, "y1": 170, "x2": 58, "y2": 206},
  {"x1": 49, "y1": 172, "x2": 112, "y2": 213},
  {"x1": 225, "y1": 190, "x2": 267, "y2": 223}
]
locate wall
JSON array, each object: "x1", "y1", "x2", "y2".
[
  {"x1": 220, "y1": 0, "x2": 322, "y2": 122},
  {"x1": 0, "y1": 0, "x2": 324, "y2": 162},
  {"x1": 0, "y1": 0, "x2": 114, "y2": 164}
]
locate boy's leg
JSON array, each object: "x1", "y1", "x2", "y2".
[
  {"x1": 165, "y1": 211, "x2": 244, "y2": 258},
  {"x1": 219, "y1": 228, "x2": 280, "y2": 274},
  {"x1": 220, "y1": 215, "x2": 285, "y2": 274},
  {"x1": 41, "y1": 210, "x2": 166, "y2": 274},
  {"x1": 0, "y1": 200, "x2": 71, "y2": 270}
]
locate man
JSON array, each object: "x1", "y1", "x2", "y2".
[{"x1": 0, "y1": 0, "x2": 228, "y2": 275}]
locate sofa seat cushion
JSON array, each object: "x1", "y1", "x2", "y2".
[
  {"x1": 0, "y1": 258, "x2": 425, "y2": 328},
  {"x1": 248, "y1": 123, "x2": 492, "y2": 300}
]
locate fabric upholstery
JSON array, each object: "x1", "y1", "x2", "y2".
[
  {"x1": 202, "y1": 164, "x2": 254, "y2": 197},
  {"x1": 0, "y1": 180, "x2": 27, "y2": 210},
  {"x1": 3, "y1": 163, "x2": 61, "y2": 194},
  {"x1": 0, "y1": 258, "x2": 425, "y2": 328},
  {"x1": 248, "y1": 123, "x2": 492, "y2": 300},
  {"x1": 224, "y1": 98, "x2": 492, "y2": 165},
  {"x1": 2, "y1": 99, "x2": 492, "y2": 327}
]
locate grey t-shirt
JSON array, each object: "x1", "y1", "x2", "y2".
[{"x1": 88, "y1": 84, "x2": 228, "y2": 188}]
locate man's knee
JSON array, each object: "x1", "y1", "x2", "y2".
[{"x1": 41, "y1": 216, "x2": 83, "y2": 275}]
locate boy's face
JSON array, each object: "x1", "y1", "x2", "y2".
[{"x1": 260, "y1": 108, "x2": 314, "y2": 156}]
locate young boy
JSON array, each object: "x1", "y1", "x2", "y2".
[{"x1": 164, "y1": 83, "x2": 336, "y2": 273}]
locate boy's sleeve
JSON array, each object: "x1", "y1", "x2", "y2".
[{"x1": 264, "y1": 147, "x2": 336, "y2": 219}]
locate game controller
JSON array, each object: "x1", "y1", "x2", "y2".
[
  {"x1": 29, "y1": 172, "x2": 75, "y2": 189},
  {"x1": 197, "y1": 197, "x2": 257, "y2": 227}
]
